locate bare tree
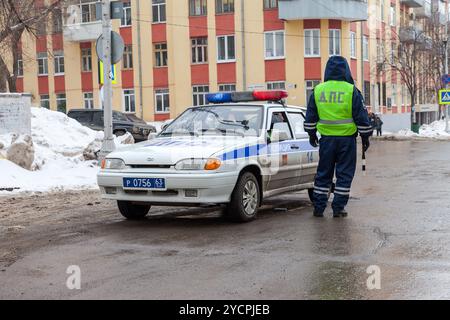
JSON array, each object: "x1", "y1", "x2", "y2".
[
  {"x1": 0, "y1": 0, "x2": 65, "y2": 92},
  {"x1": 382, "y1": 12, "x2": 446, "y2": 129}
]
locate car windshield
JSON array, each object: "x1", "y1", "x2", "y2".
[
  {"x1": 126, "y1": 114, "x2": 146, "y2": 124},
  {"x1": 113, "y1": 111, "x2": 129, "y2": 122},
  {"x1": 160, "y1": 105, "x2": 263, "y2": 137}
]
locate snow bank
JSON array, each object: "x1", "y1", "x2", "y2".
[
  {"x1": 0, "y1": 107, "x2": 132, "y2": 195},
  {"x1": 377, "y1": 120, "x2": 450, "y2": 141}
]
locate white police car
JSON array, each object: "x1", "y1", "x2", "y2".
[{"x1": 98, "y1": 90, "x2": 319, "y2": 222}]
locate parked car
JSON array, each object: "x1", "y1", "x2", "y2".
[
  {"x1": 67, "y1": 109, "x2": 156, "y2": 142},
  {"x1": 98, "y1": 90, "x2": 320, "y2": 223}
]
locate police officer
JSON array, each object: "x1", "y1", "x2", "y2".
[{"x1": 304, "y1": 56, "x2": 372, "y2": 218}]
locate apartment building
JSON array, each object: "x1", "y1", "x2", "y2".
[{"x1": 13, "y1": 0, "x2": 448, "y2": 124}]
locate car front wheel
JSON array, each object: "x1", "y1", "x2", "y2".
[
  {"x1": 117, "y1": 201, "x2": 151, "y2": 220},
  {"x1": 225, "y1": 172, "x2": 260, "y2": 223}
]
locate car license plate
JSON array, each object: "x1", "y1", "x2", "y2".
[{"x1": 123, "y1": 178, "x2": 166, "y2": 190}]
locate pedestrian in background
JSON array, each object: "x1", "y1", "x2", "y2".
[
  {"x1": 375, "y1": 116, "x2": 384, "y2": 136},
  {"x1": 369, "y1": 113, "x2": 376, "y2": 136}
]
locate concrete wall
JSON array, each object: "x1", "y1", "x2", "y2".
[{"x1": 0, "y1": 93, "x2": 32, "y2": 135}]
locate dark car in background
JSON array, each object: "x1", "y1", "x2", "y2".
[{"x1": 67, "y1": 109, "x2": 156, "y2": 142}]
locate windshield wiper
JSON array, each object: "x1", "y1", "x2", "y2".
[
  {"x1": 196, "y1": 108, "x2": 250, "y2": 130},
  {"x1": 198, "y1": 128, "x2": 244, "y2": 137}
]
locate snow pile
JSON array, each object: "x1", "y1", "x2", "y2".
[
  {"x1": 379, "y1": 120, "x2": 450, "y2": 141},
  {"x1": 419, "y1": 120, "x2": 450, "y2": 139},
  {"x1": 0, "y1": 107, "x2": 133, "y2": 194}
]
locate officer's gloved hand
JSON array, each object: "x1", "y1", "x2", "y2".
[
  {"x1": 309, "y1": 133, "x2": 319, "y2": 148},
  {"x1": 362, "y1": 135, "x2": 370, "y2": 152}
]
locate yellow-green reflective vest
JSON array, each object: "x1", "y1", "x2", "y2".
[{"x1": 314, "y1": 80, "x2": 357, "y2": 136}]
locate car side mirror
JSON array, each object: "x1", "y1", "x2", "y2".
[{"x1": 148, "y1": 133, "x2": 158, "y2": 140}]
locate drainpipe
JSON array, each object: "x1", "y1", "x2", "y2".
[
  {"x1": 136, "y1": 0, "x2": 144, "y2": 120},
  {"x1": 361, "y1": 21, "x2": 365, "y2": 104},
  {"x1": 241, "y1": 0, "x2": 247, "y2": 91}
]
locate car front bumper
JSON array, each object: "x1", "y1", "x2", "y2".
[{"x1": 97, "y1": 170, "x2": 239, "y2": 205}]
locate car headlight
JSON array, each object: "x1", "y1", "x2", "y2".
[
  {"x1": 175, "y1": 158, "x2": 222, "y2": 171},
  {"x1": 101, "y1": 158, "x2": 128, "y2": 170}
]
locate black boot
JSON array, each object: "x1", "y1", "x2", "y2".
[
  {"x1": 333, "y1": 210, "x2": 348, "y2": 218},
  {"x1": 313, "y1": 209, "x2": 324, "y2": 218}
]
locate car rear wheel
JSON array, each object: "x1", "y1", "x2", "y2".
[
  {"x1": 117, "y1": 201, "x2": 151, "y2": 220},
  {"x1": 225, "y1": 172, "x2": 260, "y2": 223}
]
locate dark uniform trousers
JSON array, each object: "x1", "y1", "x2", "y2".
[{"x1": 314, "y1": 136, "x2": 357, "y2": 213}]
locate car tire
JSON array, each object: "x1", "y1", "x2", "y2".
[
  {"x1": 117, "y1": 201, "x2": 151, "y2": 220},
  {"x1": 225, "y1": 172, "x2": 260, "y2": 223}
]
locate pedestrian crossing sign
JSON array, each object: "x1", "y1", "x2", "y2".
[{"x1": 439, "y1": 90, "x2": 450, "y2": 105}]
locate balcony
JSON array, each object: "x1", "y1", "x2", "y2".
[
  {"x1": 399, "y1": 26, "x2": 432, "y2": 50},
  {"x1": 278, "y1": 0, "x2": 368, "y2": 21},
  {"x1": 63, "y1": 0, "x2": 102, "y2": 42},
  {"x1": 431, "y1": 0, "x2": 447, "y2": 25},
  {"x1": 400, "y1": 0, "x2": 425, "y2": 8},
  {"x1": 414, "y1": 0, "x2": 432, "y2": 18},
  {"x1": 63, "y1": 21, "x2": 102, "y2": 42}
]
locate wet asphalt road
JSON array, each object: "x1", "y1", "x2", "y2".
[{"x1": 0, "y1": 140, "x2": 449, "y2": 300}]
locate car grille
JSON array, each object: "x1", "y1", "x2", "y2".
[{"x1": 129, "y1": 164, "x2": 172, "y2": 169}]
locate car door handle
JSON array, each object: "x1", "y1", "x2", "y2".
[{"x1": 290, "y1": 145, "x2": 300, "y2": 150}]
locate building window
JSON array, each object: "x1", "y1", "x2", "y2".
[
  {"x1": 391, "y1": 84, "x2": 397, "y2": 106},
  {"x1": 154, "y1": 43, "x2": 168, "y2": 67},
  {"x1": 52, "y1": 8, "x2": 63, "y2": 33},
  {"x1": 219, "y1": 84, "x2": 236, "y2": 92},
  {"x1": 263, "y1": 0, "x2": 278, "y2": 9},
  {"x1": 193, "y1": 85, "x2": 209, "y2": 106},
  {"x1": 305, "y1": 80, "x2": 320, "y2": 101},
  {"x1": 390, "y1": 5, "x2": 396, "y2": 27},
  {"x1": 216, "y1": 0, "x2": 234, "y2": 14},
  {"x1": 391, "y1": 42, "x2": 396, "y2": 64},
  {"x1": 267, "y1": 81, "x2": 286, "y2": 90},
  {"x1": 123, "y1": 45, "x2": 133, "y2": 69},
  {"x1": 265, "y1": 30, "x2": 285, "y2": 59},
  {"x1": 81, "y1": 2, "x2": 98, "y2": 23},
  {"x1": 192, "y1": 37, "x2": 208, "y2": 64},
  {"x1": 81, "y1": 47, "x2": 92, "y2": 72},
  {"x1": 217, "y1": 35, "x2": 235, "y2": 62},
  {"x1": 152, "y1": 0, "x2": 166, "y2": 23},
  {"x1": 84, "y1": 92, "x2": 94, "y2": 109},
  {"x1": 40, "y1": 95, "x2": 50, "y2": 109},
  {"x1": 56, "y1": 94, "x2": 67, "y2": 113},
  {"x1": 350, "y1": 32, "x2": 357, "y2": 59},
  {"x1": 17, "y1": 58, "x2": 23, "y2": 77},
  {"x1": 380, "y1": 0, "x2": 385, "y2": 22},
  {"x1": 364, "y1": 81, "x2": 371, "y2": 105},
  {"x1": 304, "y1": 29, "x2": 320, "y2": 57},
  {"x1": 329, "y1": 29, "x2": 341, "y2": 56},
  {"x1": 121, "y1": 2, "x2": 132, "y2": 26},
  {"x1": 37, "y1": 53, "x2": 48, "y2": 76},
  {"x1": 190, "y1": 0, "x2": 207, "y2": 16},
  {"x1": 54, "y1": 53, "x2": 65, "y2": 75},
  {"x1": 123, "y1": 89, "x2": 135, "y2": 113},
  {"x1": 155, "y1": 89, "x2": 170, "y2": 113},
  {"x1": 363, "y1": 36, "x2": 369, "y2": 61}
]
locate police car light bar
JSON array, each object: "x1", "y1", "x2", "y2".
[{"x1": 206, "y1": 90, "x2": 288, "y2": 104}]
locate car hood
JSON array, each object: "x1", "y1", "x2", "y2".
[{"x1": 108, "y1": 136, "x2": 261, "y2": 165}]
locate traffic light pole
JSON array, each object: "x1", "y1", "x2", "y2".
[{"x1": 99, "y1": 0, "x2": 115, "y2": 160}]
